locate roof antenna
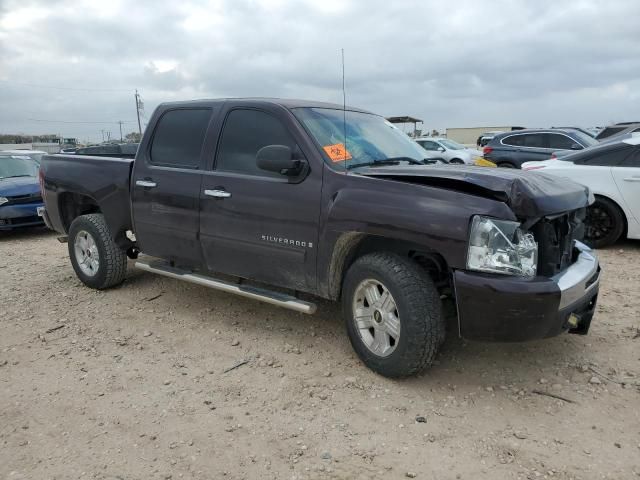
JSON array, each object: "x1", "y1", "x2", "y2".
[{"x1": 341, "y1": 48, "x2": 348, "y2": 173}]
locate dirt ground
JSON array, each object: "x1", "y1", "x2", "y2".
[{"x1": 1, "y1": 227, "x2": 639, "y2": 480}]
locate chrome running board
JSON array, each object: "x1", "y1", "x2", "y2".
[{"x1": 135, "y1": 258, "x2": 317, "y2": 315}]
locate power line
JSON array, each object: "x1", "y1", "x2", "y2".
[
  {"x1": 0, "y1": 80, "x2": 131, "y2": 92},
  {"x1": 24, "y1": 118, "x2": 138, "y2": 124}
]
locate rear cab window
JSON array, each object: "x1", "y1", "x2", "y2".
[
  {"x1": 150, "y1": 109, "x2": 211, "y2": 168},
  {"x1": 121, "y1": 144, "x2": 139, "y2": 155}
]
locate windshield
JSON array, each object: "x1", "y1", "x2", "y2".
[
  {"x1": 573, "y1": 131, "x2": 598, "y2": 147},
  {"x1": 439, "y1": 139, "x2": 466, "y2": 150},
  {"x1": 293, "y1": 108, "x2": 430, "y2": 169},
  {"x1": 0, "y1": 156, "x2": 39, "y2": 179}
]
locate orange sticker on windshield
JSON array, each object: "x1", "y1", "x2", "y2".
[{"x1": 323, "y1": 143, "x2": 352, "y2": 162}]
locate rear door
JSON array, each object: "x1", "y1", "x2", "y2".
[
  {"x1": 611, "y1": 149, "x2": 640, "y2": 223},
  {"x1": 131, "y1": 107, "x2": 216, "y2": 267},
  {"x1": 199, "y1": 103, "x2": 322, "y2": 291},
  {"x1": 520, "y1": 133, "x2": 553, "y2": 162}
]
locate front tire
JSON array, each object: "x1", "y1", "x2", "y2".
[
  {"x1": 584, "y1": 197, "x2": 625, "y2": 248},
  {"x1": 342, "y1": 252, "x2": 445, "y2": 378},
  {"x1": 68, "y1": 213, "x2": 127, "y2": 289}
]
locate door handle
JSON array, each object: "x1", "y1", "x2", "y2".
[
  {"x1": 136, "y1": 180, "x2": 157, "y2": 188},
  {"x1": 623, "y1": 177, "x2": 640, "y2": 182},
  {"x1": 204, "y1": 189, "x2": 231, "y2": 198}
]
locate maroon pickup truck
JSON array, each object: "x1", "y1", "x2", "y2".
[{"x1": 39, "y1": 98, "x2": 601, "y2": 377}]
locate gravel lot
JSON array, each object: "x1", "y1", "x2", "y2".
[{"x1": 1, "y1": 227, "x2": 639, "y2": 480}]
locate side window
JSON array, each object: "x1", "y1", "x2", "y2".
[
  {"x1": 216, "y1": 109, "x2": 296, "y2": 177},
  {"x1": 580, "y1": 146, "x2": 631, "y2": 166},
  {"x1": 548, "y1": 134, "x2": 576, "y2": 150},
  {"x1": 621, "y1": 149, "x2": 640, "y2": 167},
  {"x1": 502, "y1": 135, "x2": 524, "y2": 147},
  {"x1": 418, "y1": 141, "x2": 439, "y2": 151},
  {"x1": 150, "y1": 109, "x2": 211, "y2": 168},
  {"x1": 523, "y1": 134, "x2": 546, "y2": 148}
]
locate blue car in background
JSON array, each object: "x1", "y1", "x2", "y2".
[{"x1": 0, "y1": 154, "x2": 45, "y2": 230}]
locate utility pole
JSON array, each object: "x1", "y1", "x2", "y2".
[
  {"x1": 118, "y1": 120, "x2": 124, "y2": 142},
  {"x1": 101, "y1": 129, "x2": 105, "y2": 142},
  {"x1": 134, "y1": 89, "x2": 143, "y2": 136}
]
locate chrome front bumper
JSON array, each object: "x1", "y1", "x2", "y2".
[{"x1": 553, "y1": 241, "x2": 600, "y2": 309}]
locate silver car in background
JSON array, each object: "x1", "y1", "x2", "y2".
[{"x1": 415, "y1": 137, "x2": 484, "y2": 165}]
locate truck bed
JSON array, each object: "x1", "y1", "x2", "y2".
[{"x1": 40, "y1": 154, "x2": 134, "y2": 243}]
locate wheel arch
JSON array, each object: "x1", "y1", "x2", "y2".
[
  {"x1": 326, "y1": 233, "x2": 450, "y2": 300},
  {"x1": 592, "y1": 193, "x2": 628, "y2": 238},
  {"x1": 59, "y1": 192, "x2": 101, "y2": 232}
]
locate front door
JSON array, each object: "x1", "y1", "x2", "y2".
[
  {"x1": 131, "y1": 107, "x2": 215, "y2": 267},
  {"x1": 199, "y1": 105, "x2": 322, "y2": 292}
]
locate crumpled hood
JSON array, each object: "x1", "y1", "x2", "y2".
[
  {"x1": 0, "y1": 176, "x2": 41, "y2": 197},
  {"x1": 356, "y1": 165, "x2": 591, "y2": 218}
]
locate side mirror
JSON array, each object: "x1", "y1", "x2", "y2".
[
  {"x1": 437, "y1": 146, "x2": 446, "y2": 152},
  {"x1": 256, "y1": 145, "x2": 302, "y2": 176},
  {"x1": 570, "y1": 143, "x2": 583, "y2": 150}
]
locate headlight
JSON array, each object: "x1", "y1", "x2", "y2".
[
  {"x1": 0, "y1": 197, "x2": 8, "y2": 206},
  {"x1": 467, "y1": 216, "x2": 538, "y2": 277}
]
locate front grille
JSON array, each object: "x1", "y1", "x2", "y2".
[
  {"x1": 6, "y1": 193, "x2": 42, "y2": 205},
  {"x1": 531, "y1": 208, "x2": 586, "y2": 276}
]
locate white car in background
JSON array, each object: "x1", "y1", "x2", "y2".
[
  {"x1": 522, "y1": 136, "x2": 640, "y2": 247},
  {"x1": 414, "y1": 137, "x2": 483, "y2": 165},
  {"x1": 1, "y1": 149, "x2": 48, "y2": 165}
]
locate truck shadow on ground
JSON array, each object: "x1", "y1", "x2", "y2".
[
  {"x1": 119, "y1": 264, "x2": 593, "y2": 388},
  {"x1": 0, "y1": 226, "x2": 54, "y2": 241}
]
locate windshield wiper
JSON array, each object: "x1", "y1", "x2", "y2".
[
  {"x1": 347, "y1": 157, "x2": 426, "y2": 169},
  {"x1": 374, "y1": 157, "x2": 425, "y2": 165},
  {"x1": 1, "y1": 175, "x2": 33, "y2": 179}
]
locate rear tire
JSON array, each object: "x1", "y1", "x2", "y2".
[
  {"x1": 450, "y1": 158, "x2": 464, "y2": 165},
  {"x1": 342, "y1": 252, "x2": 445, "y2": 378},
  {"x1": 584, "y1": 197, "x2": 625, "y2": 248},
  {"x1": 68, "y1": 213, "x2": 127, "y2": 289},
  {"x1": 497, "y1": 162, "x2": 516, "y2": 168}
]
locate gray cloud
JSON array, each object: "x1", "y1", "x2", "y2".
[{"x1": 1, "y1": 0, "x2": 639, "y2": 142}]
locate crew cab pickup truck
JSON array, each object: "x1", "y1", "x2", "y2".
[{"x1": 39, "y1": 98, "x2": 601, "y2": 377}]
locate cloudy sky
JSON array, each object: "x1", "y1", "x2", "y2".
[{"x1": 1, "y1": 0, "x2": 639, "y2": 143}]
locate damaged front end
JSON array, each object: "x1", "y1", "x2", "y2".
[{"x1": 356, "y1": 164, "x2": 592, "y2": 218}]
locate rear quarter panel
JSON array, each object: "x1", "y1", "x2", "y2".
[{"x1": 40, "y1": 154, "x2": 134, "y2": 239}]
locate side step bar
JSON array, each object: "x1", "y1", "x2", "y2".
[{"x1": 135, "y1": 258, "x2": 317, "y2": 315}]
